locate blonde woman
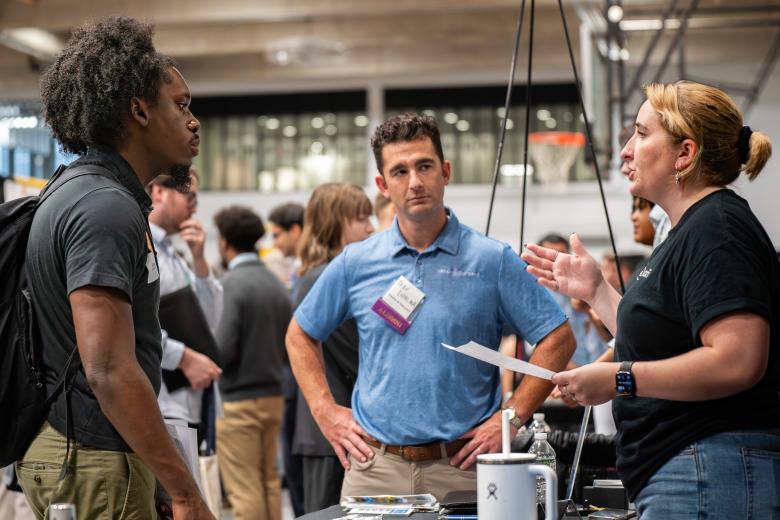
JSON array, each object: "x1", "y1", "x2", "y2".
[
  {"x1": 291, "y1": 183, "x2": 373, "y2": 513},
  {"x1": 523, "y1": 81, "x2": 778, "y2": 519}
]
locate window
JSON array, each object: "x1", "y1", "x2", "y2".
[
  {"x1": 385, "y1": 84, "x2": 596, "y2": 187},
  {"x1": 191, "y1": 91, "x2": 367, "y2": 191}
]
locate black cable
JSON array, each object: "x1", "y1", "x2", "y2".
[
  {"x1": 485, "y1": 0, "x2": 527, "y2": 237},
  {"x1": 557, "y1": 0, "x2": 626, "y2": 295},
  {"x1": 519, "y1": 0, "x2": 535, "y2": 250}
]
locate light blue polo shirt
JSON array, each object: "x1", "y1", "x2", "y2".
[{"x1": 294, "y1": 209, "x2": 566, "y2": 445}]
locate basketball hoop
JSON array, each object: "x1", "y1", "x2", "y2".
[{"x1": 528, "y1": 131, "x2": 585, "y2": 186}]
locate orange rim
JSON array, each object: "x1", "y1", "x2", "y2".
[{"x1": 528, "y1": 131, "x2": 585, "y2": 146}]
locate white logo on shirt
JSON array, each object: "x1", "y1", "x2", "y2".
[
  {"x1": 637, "y1": 267, "x2": 653, "y2": 279},
  {"x1": 146, "y1": 252, "x2": 159, "y2": 284},
  {"x1": 437, "y1": 267, "x2": 480, "y2": 278}
]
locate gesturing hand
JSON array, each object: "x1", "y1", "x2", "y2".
[
  {"x1": 451, "y1": 411, "x2": 508, "y2": 470},
  {"x1": 315, "y1": 404, "x2": 376, "y2": 470},
  {"x1": 521, "y1": 233, "x2": 603, "y2": 304}
]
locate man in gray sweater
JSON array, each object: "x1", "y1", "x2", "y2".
[{"x1": 214, "y1": 206, "x2": 292, "y2": 520}]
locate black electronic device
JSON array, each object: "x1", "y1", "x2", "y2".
[
  {"x1": 582, "y1": 481, "x2": 629, "y2": 511},
  {"x1": 439, "y1": 489, "x2": 477, "y2": 517},
  {"x1": 615, "y1": 361, "x2": 636, "y2": 397}
]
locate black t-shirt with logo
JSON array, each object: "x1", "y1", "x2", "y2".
[
  {"x1": 614, "y1": 189, "x2": 780, "y2": 500},
  {"x1": 25, "y1": 148, "x2": 162, "y2": 452}
]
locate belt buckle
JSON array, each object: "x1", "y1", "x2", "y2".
[{"x1": 398, "y1": 445, "x2": 406, "y2": 460}]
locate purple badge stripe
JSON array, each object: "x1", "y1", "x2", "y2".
[{"x1": 372, "y1": 298, "x2": 411, "y2": 334}]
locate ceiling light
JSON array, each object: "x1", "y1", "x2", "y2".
[
  {"x1": 265, "y1": 37, "x2": 347, "y2": 66},
  {"x1": 273, "y1": 49, "x2": 291, "y2": 66},
  {"x1": 455, "y1": 120, "x2": 470, "y2": 132},
  {"x1": 607, "y1": 5, "x2": 624, "y2": 23},
  {"x1": 266, "y1": 118, "x2": 280, "y2": 130},
  {"x1": 282, "y1": 125, "x2": 297, "y2": 137},
  {"x1": 0, "y1": 28, "x2": 62, "y2": 62},
  {"x1": 620, "y1": 19, "x2": 681, "y2": 31},
  {"x1": 353, "y1": 115, "x2": 369, "y2": 127},
  {"x1": 444, "y1": 112, "x2": 459, "y2": 124},
  {"x1": 500, "y1": 164, "x2": 534, "y2": 177}
]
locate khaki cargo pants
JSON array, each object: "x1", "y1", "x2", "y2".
[{"x1": 15, "y1": 422, "x2": 157, "y2": 520}]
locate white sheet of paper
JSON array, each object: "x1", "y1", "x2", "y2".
[
  {"x1": 442, "y1": 341, "x2": 555, "y2": 380},
  {"x1": 164, "y1": 419, "x2": 203, "y2": 495}
]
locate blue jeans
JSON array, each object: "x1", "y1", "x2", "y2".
[{"x1": 635, "y1": 429, "x2": 780, "y2": 519}]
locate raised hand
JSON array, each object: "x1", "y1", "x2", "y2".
[
  {"x1": 178, "y1": 218, "x2": 206, "y2": 261},
  {"x1": 521, "y1": 233, "x2": 604, "y2": 304}
]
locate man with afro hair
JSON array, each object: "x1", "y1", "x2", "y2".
[{"x1": 17, "y1": 17, "x2": 213, "y2": 519}]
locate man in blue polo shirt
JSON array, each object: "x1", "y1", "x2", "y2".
[{"x1": 286, "y1": 113, "x2": 575, "y2": 500}]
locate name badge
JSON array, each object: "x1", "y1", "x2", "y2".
[{"x1": 372, "y1": 276, "x2": 425, "y2": 334}]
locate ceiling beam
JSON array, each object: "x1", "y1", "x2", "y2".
[
  {"x1": 151, "y1": 9, "x2": 571, "y2": 58},
  {"x1": 0, "y1": 0, "x2": 572, "y2": 31}
]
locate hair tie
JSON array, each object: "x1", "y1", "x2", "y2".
[{"x1": 737, "y1": 125, "x2": 752, "y2": 164}]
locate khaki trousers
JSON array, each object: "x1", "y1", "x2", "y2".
[
  {"x1": 341, "y1": 444, "x2": 477, "y2": 502},
  {"x1": 217, "y1": 395, "x2": 284, "y2": 520},
  {"x1": 15, "y1": 422, "x2": 156, "y2": 520}
]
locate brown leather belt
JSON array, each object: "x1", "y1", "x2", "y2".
[{"x1": 365, "y1": 437, "x2": 469, "y2": 462}]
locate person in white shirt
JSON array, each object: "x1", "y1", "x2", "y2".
[{"x1": 148, "y1": 168, "x2": 223, "y2": 430}]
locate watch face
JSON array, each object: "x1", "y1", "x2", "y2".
[{"x1": 616, "y1": 371, "x2": 634, "y2": 395}]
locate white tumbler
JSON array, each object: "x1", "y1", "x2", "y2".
[{"x1": 477, "y1": 452, "x2": 557, "y2": 520}]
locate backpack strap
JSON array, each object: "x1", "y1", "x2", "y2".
[
  {"x1": 48, "y1": 321, "x2": 80, "y2": 481},
  {"x1": 38, "y1": 163, "x2": 114, "y2": 207}
]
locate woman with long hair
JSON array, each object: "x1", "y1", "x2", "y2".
[
  {"x1": 523, "y1": 81, "x2": 778, "y2": 519},
  {"x1": 291, "y1": 182, "x2": 374, "y2": 513}
]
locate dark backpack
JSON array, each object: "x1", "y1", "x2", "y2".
[{"x1": 0, "y1": 165, "x2": 100, "y2": 467}]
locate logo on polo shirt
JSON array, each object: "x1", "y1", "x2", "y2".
[
  {"x1": 437, "y1": 267, "x2": 480, "y2": 278},
  {"x1": 637, "y1": 266, "x2": 653, "y2": 279}
]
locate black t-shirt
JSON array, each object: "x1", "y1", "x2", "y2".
[
  {"x1": 25, "y1": 148, "x2": 162, "y2": 452},
  {"x1": 614, "y1": 189, "x2": 780, "y2": 500},
  {"x1": 292, "y1": 262, "x2": 359, "y2": 456}
]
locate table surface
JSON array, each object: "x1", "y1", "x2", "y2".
[{"x1": 298, "y1": 504, "x2": 440, "y2": 519}]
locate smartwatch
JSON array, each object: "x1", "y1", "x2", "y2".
[
  {"x1": 503, "y1": 407, "x2": 525, "y2": 429},
  {"x1": 615, "y1": 361, "x2": 636, "y2": 397}
]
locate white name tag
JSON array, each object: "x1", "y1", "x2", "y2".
[
  {"x1": 146, "y1": 252, "x2": 159, "y2": 284},
  {"x1": 371, "y1": 276, "x2": 425, "y2": 334}
]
